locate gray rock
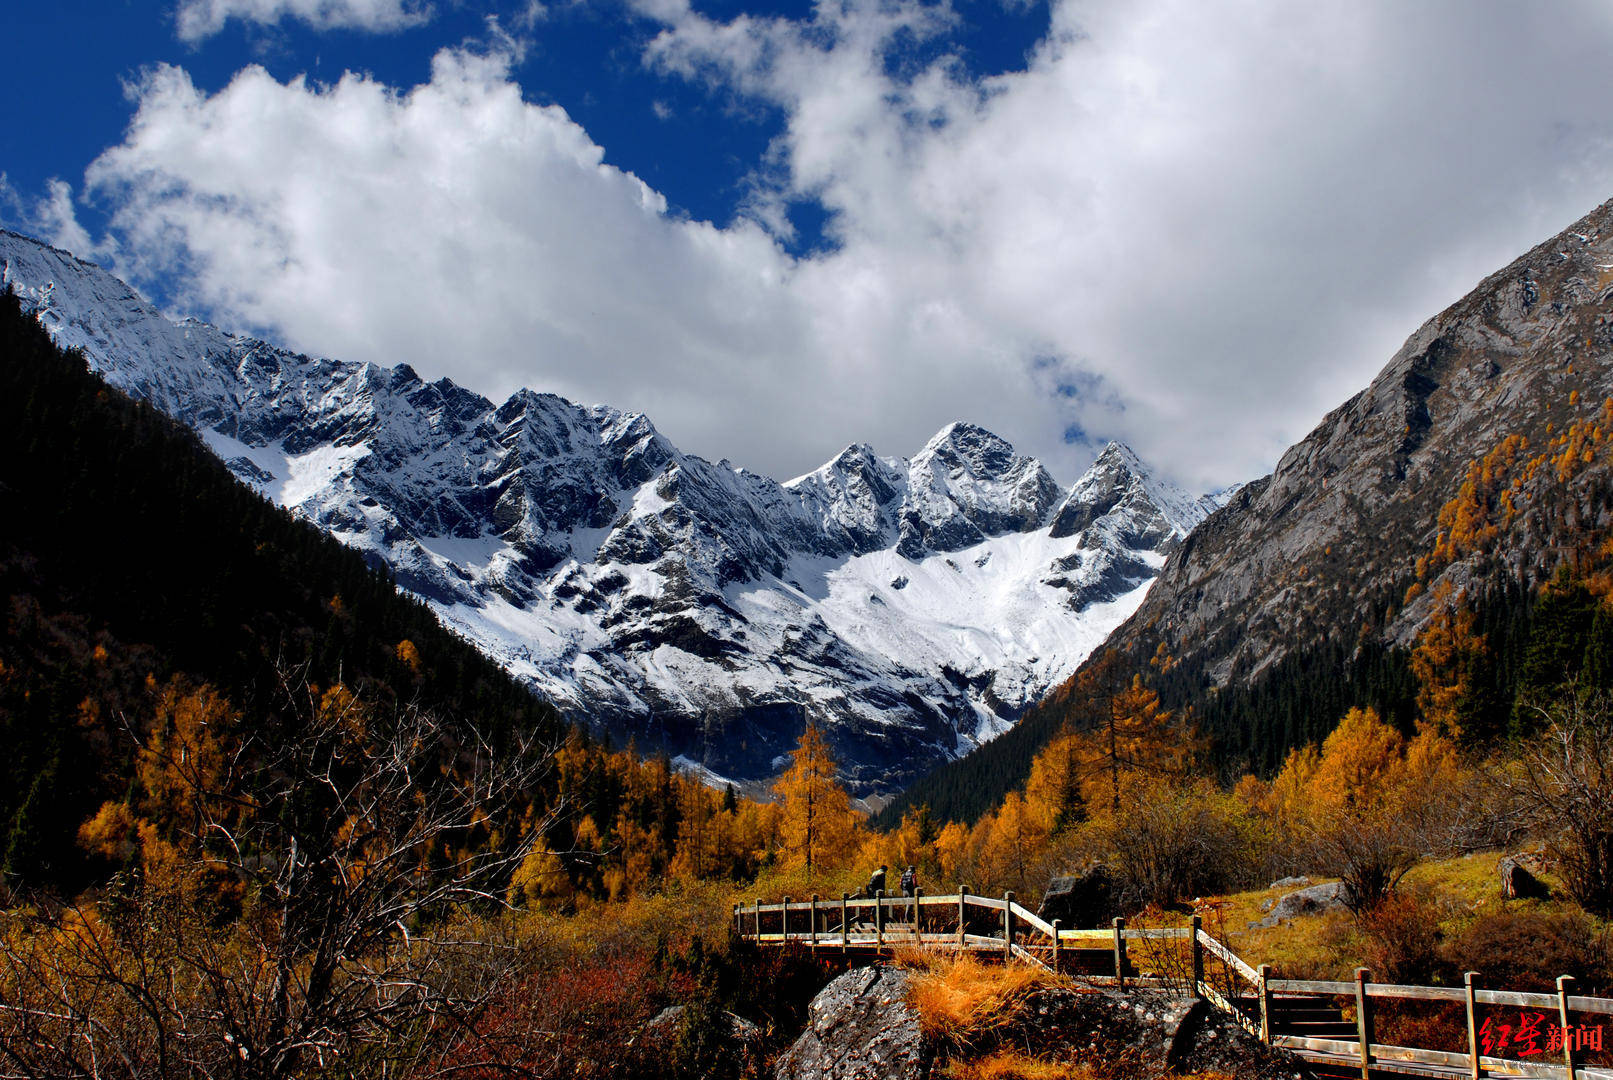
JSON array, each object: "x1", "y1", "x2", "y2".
[
  {"x1": 1252, "y1": 881, "x2": 1351, "y2": 928},
  {"x1": 979, "y1": 985, "x2": 1307, "y2": 1079},
  {"x1": 1086, "y1": 196, "x2": 1613, "y2": 700},
  {"x1": 642, "y1": 1003, "x2": 763, "y2": 1042},
  {"x1": 1038, "y1": 865, "x2": 1116, "y2": 930},
  {"x1": 775, "y1": 965, "x2": 932, "y2": 1080},
  {"x1": 635, "y1": 1004, "x2": 763, "y2": 1078},
  {"x1": 1500, "y1": 855, "x2": 1551, "y2": 900},
  {"x1": 1268, "y1": 875, "x2": 1311, "y2": 890},
  {"x1": 1168, "y1": 999, "x2": 1312, "y2": 1079}
]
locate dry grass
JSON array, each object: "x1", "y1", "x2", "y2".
[
  {"x1": 901, "y1": 950, "x2": 1055, "y2": 1049},
  {"x1": 938, "y1": 1046, "x2": 1240, "y2": 1080},
  {"x1": 940, "y1": 1049, "x2": 1101, "y2": 1080},
  {"x1": 1192, "y1": 849, "x2": 1604, "y2": 983}
]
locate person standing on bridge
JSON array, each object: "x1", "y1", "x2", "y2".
[
  {"x1": 900, "y1": 865, "x2": 917, "y2": 897},
  {"x1": 865, "y1": 863, "x2": 887, "y2": 899}
]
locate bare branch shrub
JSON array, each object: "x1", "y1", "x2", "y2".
[
  {"x1": 0, "y1": 664, "x2": 559, "y2": 1079},
  {"x1": 1510, "y1": 689, "x2": 1613, "y2": 916},
  {"x1": 1089, "y1": 778, "x2": 1260, "y2": 910}
]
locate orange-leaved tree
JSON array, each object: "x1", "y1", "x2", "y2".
[
  {"x1": 1268, "y1": 706, "x2": 1468, "y2": 911},
  {"x1": 773, "y1": 721, "x2": 861, "y2": 881}
]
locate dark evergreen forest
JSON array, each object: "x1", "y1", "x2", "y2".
[
  {"x1": 876, "y1": 545, "x2": 1613, "y2": 830},
  {"x1": 0, "y1": 288, "x2": 563, "y2": 891}
]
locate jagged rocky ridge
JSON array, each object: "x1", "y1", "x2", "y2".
[
  {"x1": 1, "y1": 230, "x2": 1216, "y2": 796},
  {"x1": 874, "y1": 196, "x2": 1613, "y2": 827},
  {"x1": 1106, "y1": 196, "x2": 1613, "y2": 688}
]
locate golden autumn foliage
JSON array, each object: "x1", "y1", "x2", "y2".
[
  {"x1": 1409, "y1": 586, "x2": 1487, "y2": 740},
  {"x1": 504, "y1": 725, "x2": 789, "y2": 909},
  {"x1": 969, "y1": 791, "x2": 1050, "y2": 895},
  {"x1": 1419, "y1": 395, "x2": 1613, "y2": 583},
  {"x1": 1264, "y1": 706, "x2": 1469, "y2": 908},
  {"x1": 1024, "y1": 731, "x2": 1087, "y2": 833},
  {"x1": 72, "y1": 677, "x2": 244, "y2": 899},
  {"x1": 396, "y1": 638, "x2": 423, "y2": 675},
  {"x1": 1421, "y1": 433, "x2": 1530, "y2": 576},
  {"x1": 1020, "y1": 667, "x2": 1199, "y2": 829},
  {"x1": 773, "y1": 722, "x2": 863, "y2": 880}
]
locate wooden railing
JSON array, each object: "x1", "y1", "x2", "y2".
[
  {"x1": 1260, "y1": 970, "x2": 1613, "y2": 1080},
  {"x1": 737, "y1": 890, "x2": 1613, "y2": 1079},
  {"x1": 734, "y1": 888, "x2": 1186, "y2": 985}
]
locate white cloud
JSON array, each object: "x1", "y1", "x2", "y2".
[
  {"x1": 175, "y1": 0, "x2": 433, "y2": 42},
  {"x1": 637, "y1": 0, "x2": 1613, "y2": 485},
  {"x1": 68, "y1": 0, "x2": 1613, "y2": 490},
  {"x1": 1, "y1": 176, "x2": 102, "y2": 261}
]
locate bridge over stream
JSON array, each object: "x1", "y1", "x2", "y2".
[{"x1": 737, "y1": 889, "x2": 1613, "y2": 1080}]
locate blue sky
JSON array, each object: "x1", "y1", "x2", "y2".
[{"x1": 6, "y1": 1, "x2": 1613, "y2": 489}]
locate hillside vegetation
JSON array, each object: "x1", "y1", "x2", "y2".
[
  {"x1": 880, "y1": 196, "x2": 1613, "y2": 827},
  {"x1": 9, "y1": 221, "x2": 1613, "y2": 1075}
]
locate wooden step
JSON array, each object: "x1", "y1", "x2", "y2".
[
  {"x1": 1276, "y1": 1021, "x2": 1358, "y2": 1038},
  {"x1": 1272, "y1": 1009, "x2": 1349, "y2": 1022}
]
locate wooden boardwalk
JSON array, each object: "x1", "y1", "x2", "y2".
[{"x1": 737, "y1": 890, "x2": 1613, "y2": 1080}]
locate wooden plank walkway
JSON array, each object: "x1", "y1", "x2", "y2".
[{"x1": 737, "y1": 890, "x2": 1613, "y2": 1080}]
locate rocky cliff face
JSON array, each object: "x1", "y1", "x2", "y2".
[
  {"x1": 1, "y1": 230, "x2": 1216, "y2": 796},
  {"x1": 1109, "y1": 197, "x2": 1613, "y2": 686}
]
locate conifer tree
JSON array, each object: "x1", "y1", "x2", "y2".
[{"x1": 773, "y1": 722, "x2": 860, "y2": 880}]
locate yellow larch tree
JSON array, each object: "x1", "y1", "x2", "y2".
[
  {"x1": 773, "y1": 722, "x2": 862, "y2": 880},
  {"x1": 1024, "y1": 730, "x2": 1088, "y2": 834},
  {"x1": 971, "y1": 790, "x2": 1049, "y2": 895},
  {"x1": 1409, "y1": 586, "x2": 1486, "y2": 741}
]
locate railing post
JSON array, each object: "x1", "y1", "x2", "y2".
[
  {"x1": 1559, "y1": 975, "x2": 1577, "y2": 1080},
  {"x1": 782, "y1": 896, "x2": 791, "y2": 942},
  {"x1": 734, "y1": 903, "x2": 741, "y2": 939},
  {"x1": 913, "y1": 887, "x2": 923, "y2": 937},
  {"x1": 1004, "y1": 892, "x2": 1015, "y2": 959},
  {"x1": 1113, "y1": 917, "x2": 1126, "y2": 987},
  {"x1": 841, "y1": 892, "x2": 850, "y2": 953},
  {"x1": 754, "y1": 898, "x2": 762, "y2": 941},
  {"x1": 1354, "y1": 967, "x2": 1373, "y2": 1078},
  {"x1": 810, "y1": 894, "x2": 819, "y2": 946},
  {"x1": 1464, "y1": 971, "x2": 1482, "y2": 1080},
  {"x1": 1051, "y1": 919, "x2": 1062, "y2": 972},
  {"x1": 1190, "y1": 915, "x2": 1203, "y2": 996},
  {"x1": 1259, "y1": 963, "x2": 1273, "y2": 1044},
  {"x1": 958, "y1": 887, "x2": 968, "y2": 948},
  {"x1": 876, "y1": 889, "x2": 885, "y2": 948}
]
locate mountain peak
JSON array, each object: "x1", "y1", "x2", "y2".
[
  {"x1": 1101, "y1": 195, "x2": 1613, "y2": 688},
  {"x1": 1049, "y1": 440, "x2": 1204, "y2": 542},
  {"x1": 913, "y1": 421, "x2": 1017, "y2": 472},
  {"x1": 1090, "y1": 440, "x2": 1148, "y2": 474},
  {"x1": 0, "y1": 223, "x2": 1214, "y2": 799}
]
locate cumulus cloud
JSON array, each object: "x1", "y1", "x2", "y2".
[
  {"x1": 638, "y1": 0, "x2": 1613, "y2": 484},
  {"x1": 1, "y1": 176, "x2": 102, "y2": 260},
  {"x1": 175, "y1": 0, "x2": 432, "y2": 42},
  {"x1": 68, "y1": 0, "x2": 1613, "y2": 489}
]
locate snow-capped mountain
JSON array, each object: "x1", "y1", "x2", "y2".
[{"x1": 2, "y1": 230, "x2": 1217, "y2": 796}]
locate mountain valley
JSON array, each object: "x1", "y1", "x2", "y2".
[{"x1": 1, "y1": 231, "x2": 1216, "y2": 796}]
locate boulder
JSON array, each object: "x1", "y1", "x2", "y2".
[
  {"x1": 634, "y1": 1003, "x2": 763, "y2": 1079},
  {"x1": 1251, "y1": 881, "x2": 1351, "y2": 928},
  {"x1": 1500, "y1": 856, "x2": 1550, "y2": 900},
  {"x1": 966, "y1": 984, "x2": 1306, "y2": 1079},
  {"x1": 775, "y1": 965, "x2": 932, "y2": 1080},
  {"x1": 1038, "y1": 865, "x2": 1116, "y2": 929},
  {"x1": 1167, "y1": 998, "x2": 1311, "y2": 1079}
]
